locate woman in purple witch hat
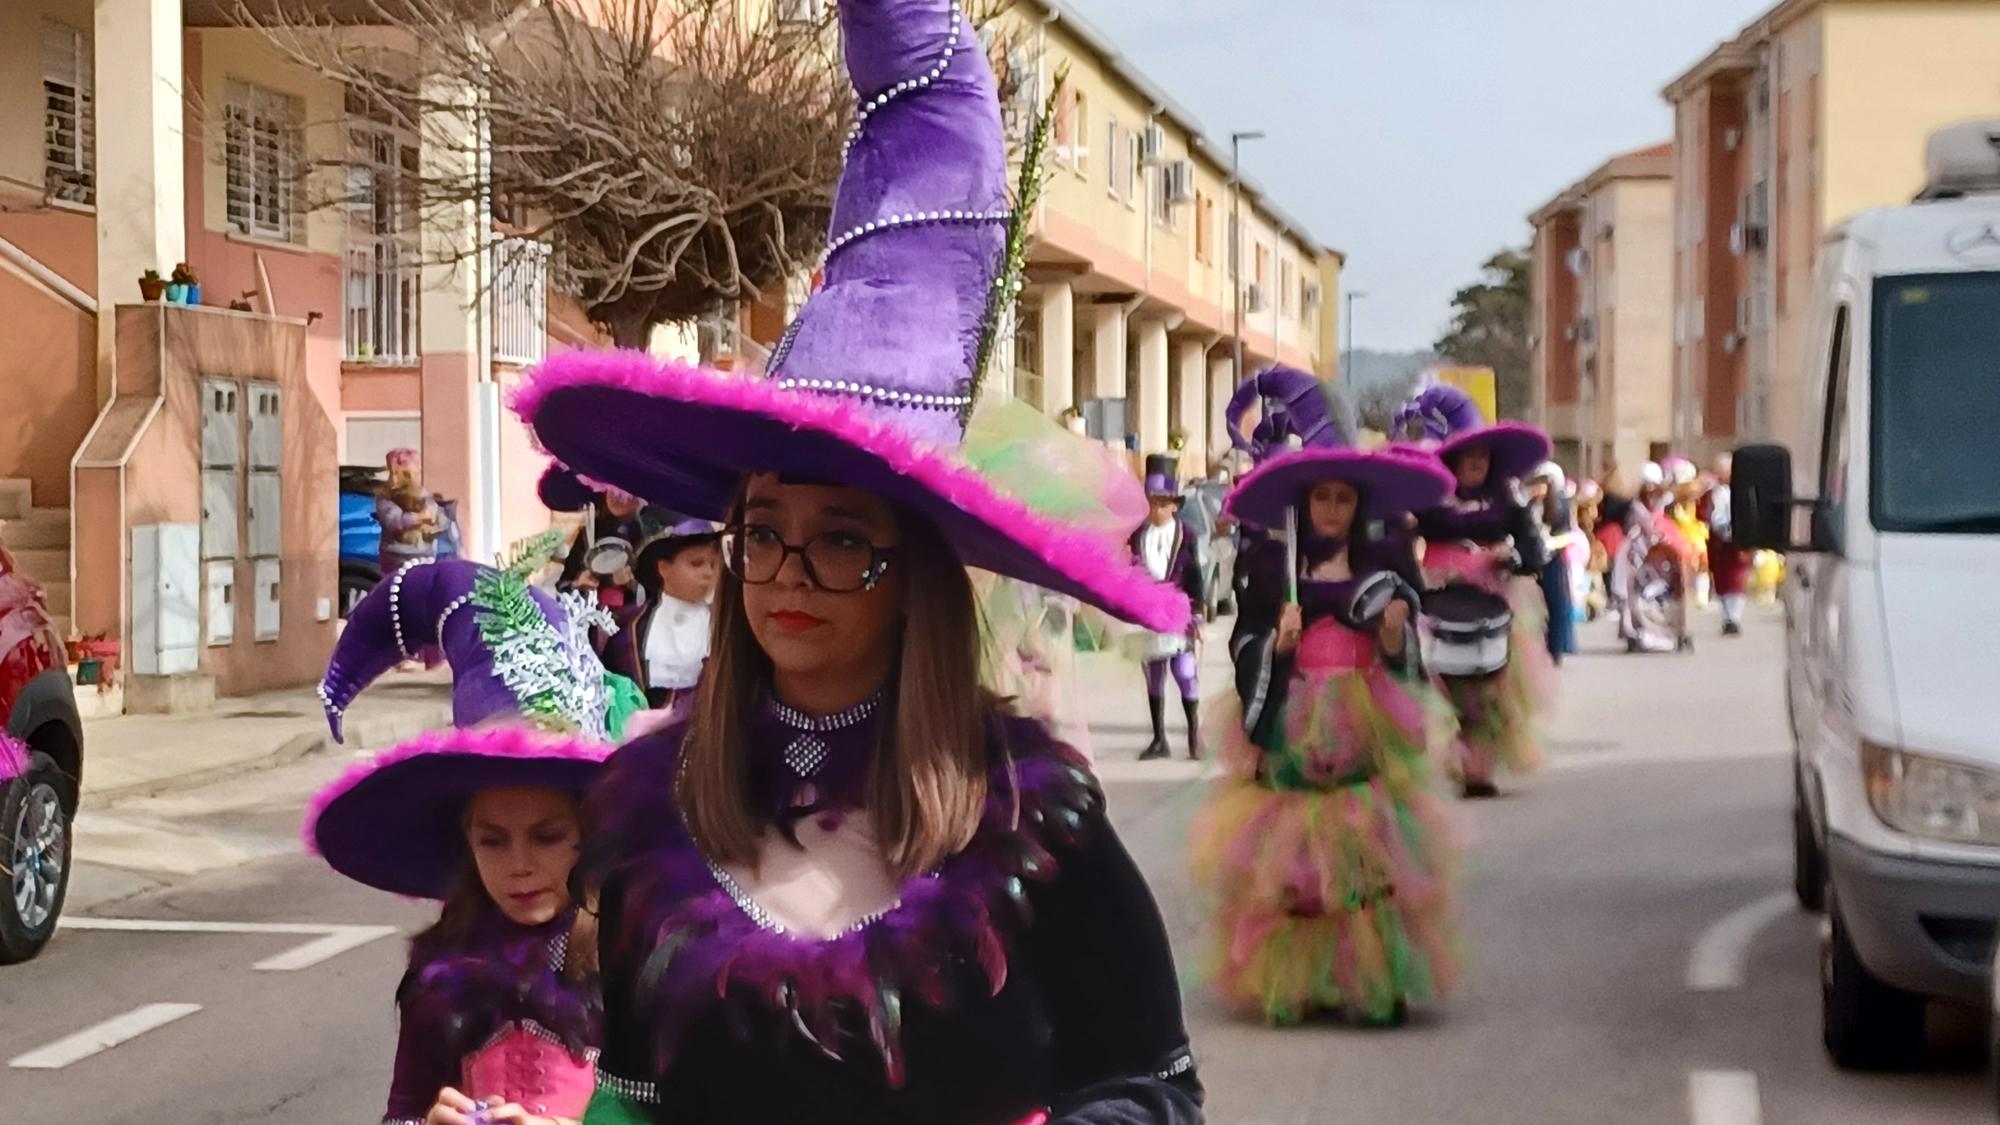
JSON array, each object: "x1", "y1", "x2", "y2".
[
  {"x1": 511, "y1": 3, "x2": 1200, "y2": 1123},
  {"x1": 1397, "y1": 383, "x2": 1557, "y2": 797},
  {"x1": 1189, "y1": 365, "x2": 1461, "y2": 1028},
  {"x1": 1128, "y1": 453, "x2": 1205, "y2": 761},
  {"x1": 308, "y1": 557, "x2": 640, "y2": 1125}
]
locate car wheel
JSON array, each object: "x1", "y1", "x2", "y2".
[
  {"x1": 1793, "y1": 772, "x2": 1826, "y2": 912},
  {"x1": 1821, "y1": 886, "x2": 1925, "y2": 1070},
  {"x1": 339, "y1": 567, "x2": 378, "y2": 619},
  {"x1": 0, "y1": 751, "x2": 73, "y2": 964}
]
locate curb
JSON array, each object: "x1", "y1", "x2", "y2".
[{"x1": 86, "y1": 703, "x2": 454, "y2": 805}]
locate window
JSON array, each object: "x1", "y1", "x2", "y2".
[
  {"x1": 1068, "y1": 91, "x2": 1088, "y2": 173},
  {"x1": 1150, "y1": 166, "x2": 1173, "y2": 228},
  {"x1": 1105, "y1": 119, "x2": 1120, "y2": 196},
  {"x1": 1194, "y1": 192, "x2": 1213, "y2": 262},
  {"x1": 1817, "y1": 302, "x2": 1851, "y2": 535},
  {"x1": 43, "y1": 21, "x2": 93, "y2": 206},
  {"x1": 1053, "y1": 90, "x2": 1076, "y2": 168},
  {"x1": 1280, "y1": 259, "x2": 1296, "y2": 315},
  {"x1": 492, "y1": 237, "x2": 550, "y2": 366},
  {"x1": 1870, "y1": 276, "x2": 2000, "y2": 534},
  {"x1": 226, "y1": 81, "x2": 304, "y2": 242},
  {"x1": 1254, "y1": 242, "x2": 1270, "y2": 287},
  {"x1": 1227, "y1": 213, "x2": 1241, "y2": 279},
  {"x1": 1125, "y1": 132, "x2": 1141, "y2": 205},
  {"x1": 343, "y1": 89, "x2": 420, "y2": 364},
  {"x1": 775, "y1": 0, "x2": 825, "y2": 22}
]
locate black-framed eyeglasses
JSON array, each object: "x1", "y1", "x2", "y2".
[{"x1": 721, "y1": 524, "x2": 897, "y2": 592}]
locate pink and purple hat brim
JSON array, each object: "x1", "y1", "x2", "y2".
[
  {"x1": 1436, "y1": 422, "x2": 1553, "y2": 482},
  {"x1": 1225, "y1": 447, "x2": 1456, "y2": 531},
  {"x1": 303, "y1": 725, "x2": 609, "y2": 900},
  {"x1": 513, "y1": 350, "x2": 1192, "y2": 634}
]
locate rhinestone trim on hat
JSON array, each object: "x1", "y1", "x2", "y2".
[
  {"x1": 842, "y1": 5, "x2": 965, "y2": 159},
  {"x1": 773, "y1": 377, "x2": 972, "y2": 410},
  {"x1": 822, "y1": 208, "x2": 1014, "y2": 261},
  {"x1": 387, "y1": 556, "x2": 439, "y2": 661},
  {"x1": 433, "y1": 591, "x2": 476, "y2": 643}
]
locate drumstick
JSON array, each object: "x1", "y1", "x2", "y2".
[{"x1": 1283, "y1": 434, "x2": 1303, "y2": 605}]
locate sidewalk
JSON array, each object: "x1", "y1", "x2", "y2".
[
  {"x1": 80, "y1": 670, "x2": 454, "y2": 803},
  {"x1": 1074, "y1": 618, "x2": 1233, "y2": 782}
]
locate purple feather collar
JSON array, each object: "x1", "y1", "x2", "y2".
[
  {"x1": 400, "y1": 908, "x2": 601, "y2": 1062},
  {"x1": 588, "y1": 711, "x2": 1097, "y2": 1086}
]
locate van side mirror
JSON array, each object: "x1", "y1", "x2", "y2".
[{"x1": 1733, "y1": 443, "x2": 1819, "y2": 552}]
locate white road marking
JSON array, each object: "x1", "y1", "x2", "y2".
[
  {"x1": 59, "y1": 918, "x2": 400, "y2": 971},
  {"x1": 1687, "y1": 892, "x2": 1795, "y2": 991},
  {"x1": 8, "y1": 1003, "x2": 202, "y2": 1070},
  {"x1": 1688, "y1": 1069, "x2": 1762, "y2": 1125}
]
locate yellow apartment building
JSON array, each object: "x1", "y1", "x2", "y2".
[
  {"x1": 1665, "y1": 0, "x2": 2000, "y2": 462},
  {"x1": 1528, "y1": 143, "x2": 1676, "y2": 480}
]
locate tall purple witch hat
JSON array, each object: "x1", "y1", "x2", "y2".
[
  {"x1": 1223, "y1": 365, "x2": 1452, "y2": 529},
  {"x1": 306, "y1": 558, "x2": 618, "y2": 898},
  {"x1": 1395, "y1": 383, "x2": 1551, "y2": 481},
  {"x1": 511, "y1": 0, "x2": 1187, "y2": 633}
]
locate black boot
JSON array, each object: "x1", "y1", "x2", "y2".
[
  {"x1": 1140, "y1": 694, "x2": 1169, "y2": 760},
  {"x1": 1184, "y1": 699, "x2": 1202, "y2": 760}
]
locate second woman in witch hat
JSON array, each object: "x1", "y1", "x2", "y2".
[
  {"x1": 308, "y1": 556, "x2": 639, "y2": 1125},
  {"x1": 1190, "y1": 365, "x2": 1462, "y2": 1029},
  {"x1": 511, "y1": 1, "x2": 1200, "y2": 1121},
  {"x1": 1398, "y1": 383, "x2": 1557, "y2": 797}
]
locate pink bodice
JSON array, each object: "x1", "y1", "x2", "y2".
[
  {"x1": 461, "y1": 1022, "x2": 597, "y2": 1120},
  {"x1": 1296, "y1": 619, "x2": 1378, "y2": 674},
  {"x1": 1422, "y1": 540, "x2": 1502, "y2": 593}
]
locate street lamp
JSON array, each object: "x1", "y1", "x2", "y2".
[
  {"x1": 1229, "y1": 130, "x2": 1265, "y2": 394},
  {"x1": 1344, "y1": 289, "x2": 1368, "y2": 384}
]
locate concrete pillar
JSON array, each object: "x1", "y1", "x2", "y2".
[
  {"x1": 1174, "y1": 338, "x2": 1209, "y2": 473},
  {"x1": 1035, "y1": 281, "x2": 1074, "y2": 418},
  {"x1": 418, "y1": 68, "x2": 494, "y2": 561},
  {"x1": 1134, "y1": 317, "x2": 1169, "y2": 456},
  {"x1": 1209, "y1": 354, "x2": 1235, "y2": 465},
  {"x1": 1090, "y1": 303, "x2": 1127, "y2": 400},
  {"x1": 94, "y1": 0, "x2": 186, "y2": 400}
]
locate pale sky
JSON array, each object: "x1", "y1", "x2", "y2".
[{"x1": 1066, "y1": 0, "x2": 1776, "y2": 351}]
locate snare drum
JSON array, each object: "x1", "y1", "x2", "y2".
[{"x1": 1423, "y1": 583, "x2": 1513, "y2": 678}]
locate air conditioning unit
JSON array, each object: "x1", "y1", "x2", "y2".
[
  {"x1": 1723, "y1": 126, "x2": 1743, "y2": 153},
  {"x1": 1302, "y1": 282, "x2": 1322, "y2": 309},
  {"x1": 1245, "y1": 283, "x2": 1269, "y2": 313},
  {"x1": 1722, "y1": 332, "x2": 1741, "y2": 354},
  {"x1": 1164, "y1": 159, "x2": 1195, "y2": 203},
  {"x1": 1140, "y1": 123, "x2": 1168, "y2": 165},
  {"x1": 1744, "y1": 222, "x2": 1769, "y2": 251},
  {"x1": 1563, "y1": 323, "x2": 1578, "y2": 343},
  {"x1": 1564, "y1": 247, "x2": 1590, "y2": 277},
  {"x1": 1918, "y1": 119, "x2": 2000, "y2": 199},
  {"x1": 1728, "y1": 222, "x2": 1746, "y2": 256}
]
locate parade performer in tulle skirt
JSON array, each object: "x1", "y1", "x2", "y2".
[
  {"x1": 1191, "y1": 366, "x2": 1461, "y2": 1028},
  {"x1": 1398, "y1": 385, "x2": 1557, "y2": 797}
]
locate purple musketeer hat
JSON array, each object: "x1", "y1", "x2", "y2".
[
  {"x1": 510, "y1": 0, "x2": 1188, "y2": 634},
  {"x1": 1222, "y1": 364, "x2": 1453, "y2": 529},
  {"x1": 1395, "y1": 383, "x2": 1552, "y2": 481},
  {"x1": 305, "y1": 558, "x2": 617, "y2": 899}
]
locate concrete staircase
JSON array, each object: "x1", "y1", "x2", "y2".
[{"x1": 0, "y1": 479, "x2": 73, "y2": 641}]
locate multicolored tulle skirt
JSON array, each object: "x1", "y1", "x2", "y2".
[{"x1": 1191, "y1": 650, "x2": 1461, "y2": 1025}]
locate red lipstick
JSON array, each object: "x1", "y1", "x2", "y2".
[{"x1": 769, "y1": 610, "x2": 827, "y2": 633}]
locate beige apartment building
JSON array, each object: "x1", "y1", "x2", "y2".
[
  {"x1": 1528, "y1": 144, "x2": 1675, "y2": 480},
  {"x1": 997, "y1": 0, "x2": 1344, "y2": 476},
  {"x1": 1665, "y1": 0, "x2": 2000, "y2": 463}
]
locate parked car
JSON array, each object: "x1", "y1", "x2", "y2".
[
  {"x1": 338, "y1": 465, "x2": 461, "y2": 617},
  {"x1": 0, "y1": 539, "x2": 84, "y2": 963},
  {"x1": 1181, "y1": 482, "x2": 1237, "y2": 621},
  {"x1": 1733, "y1": 121, "x2": 2000, "y2": 1071}
]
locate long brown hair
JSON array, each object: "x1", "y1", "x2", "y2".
[{"x1": 680, "y1": 505, "x2": 991, "y2": 880}]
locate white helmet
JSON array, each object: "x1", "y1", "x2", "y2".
[{"x1": 1640, "y1": 461, "x2": 1666, "y2": 488}]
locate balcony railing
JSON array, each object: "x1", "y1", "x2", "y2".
[{"x1": 492, "y1": 237, "x2": 550, "y2": 366}]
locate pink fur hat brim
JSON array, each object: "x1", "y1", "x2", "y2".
[
  {"x1": 512, "y1": 350, "x2": 1191, "y2": 633},
  {"x1": 303, "y1": 726, "x2": 609, "y2": 900}
]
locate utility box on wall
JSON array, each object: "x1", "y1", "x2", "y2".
[{"x1": 132, "y1": 524, "x2": 200, "y2": 676}]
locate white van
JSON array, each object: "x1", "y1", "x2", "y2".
[{"x1": 1733, "y1": 120, "x2": 2000, "y2": 1072}]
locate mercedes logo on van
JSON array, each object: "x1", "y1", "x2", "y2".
[{"x1": 1946, "y1": 221, "x2": 2000, "y2": 262}]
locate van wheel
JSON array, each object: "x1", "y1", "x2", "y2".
[
  {"x1": 1822, "y1": 891, "x2": 1925, "y2": 1070},
  {"x1": 1793, "y1": 773, "x2": 1825, "y2": 911},
  {"x1": 0, "y1": 752, "x2": 73, "y2": 964}
]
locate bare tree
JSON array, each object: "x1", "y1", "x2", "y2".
[{"x1": 237, "y1": 0, "x2": 1036, "y2": 352}]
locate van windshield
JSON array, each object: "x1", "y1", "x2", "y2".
[{"x1": 1870, "y1": 272, "x2": 2000, "y2": 534}]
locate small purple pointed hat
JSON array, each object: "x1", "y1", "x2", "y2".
[
  {"x1": 307, "y1": 558, "x2": 614, "y2": 898},
  {"x1": 512, "y1": 0, "x2": 1187, "y2": 634},
  {"x1": 1224, "y1": 367, "x2": 1454, "y2": 529},
  {"x1": 1396, "y1": 383, "x2": 1551, "y2": 481}
]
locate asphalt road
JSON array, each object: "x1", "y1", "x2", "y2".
[{"x1": 0, "y1": 609, "x2": 1988, "y2": 1123}]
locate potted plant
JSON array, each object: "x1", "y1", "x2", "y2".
[
  {"x1": 138, "y1": 269, "x2": 167, "y2": 302},
  {"x1": 1168, "y1": 427, "x2": 1190, "y2": 453}
]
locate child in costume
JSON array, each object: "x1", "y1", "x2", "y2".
[
  {"x1": 1400, "y1": 384, "x2": 1556, "y2": 798},
  {"x1": 598, "y1": 519, "x2": 722, "y2": 712},
  {"x1": 512, "y1": 2, "x2": 1202, "y2": 1120},
  {"x1": 310, "y1": 556, "x2": 637, "y2": 1125},
  {"x1": 1191, "y1": 367, "x2": 1460, "y2": 1027},
  {"x1": 1128, "y1": 454, "x2": 1205, "y2": 761}
]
